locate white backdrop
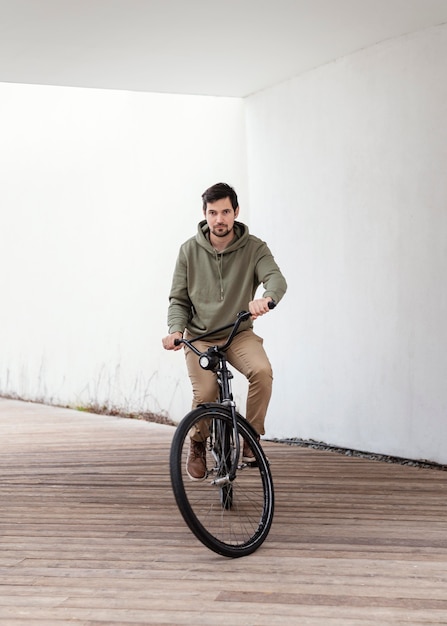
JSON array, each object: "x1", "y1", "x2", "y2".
[
  {"x1": 0, "y1": 82, "x2": 248, "y2": 420},
  {"x1": 2, "y1": 23, "x2": 447, "y2": 464},
  {"x1": 246, "y1": 24, "x2": 447, "y2": 463}
]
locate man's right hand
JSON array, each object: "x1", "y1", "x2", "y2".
[{"x1": 162, "y1": 332, "x2": 183, "y2": 351}]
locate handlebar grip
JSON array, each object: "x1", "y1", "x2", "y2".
[
  {"x1": 268, "y1": 300, "x2": 276, "y2": 309},
  {"x1": 174, "y1": 338, "x2": 181, "y2": 346}
]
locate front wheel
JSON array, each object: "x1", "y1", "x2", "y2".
[{"x1": 170, "y1": 404, "x2": 274, "y2": 558}]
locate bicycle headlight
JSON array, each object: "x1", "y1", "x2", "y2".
[
  {"x1": 199, "y1": 354, "x2": 211, "y2": 369},
  {"x1": 199, "y1": 353, "x2": 219, "y2": 370}
]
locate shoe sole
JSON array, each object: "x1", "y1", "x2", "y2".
[
  {"x1": 185, "y1": 459, "x2": 208, "y2": 482},
  {"x1": 242, "y1": 455, "x2": 256, "y2": 464},
  {"x1": 242, "y1": 455, "x2": 270, "y2": 466}
]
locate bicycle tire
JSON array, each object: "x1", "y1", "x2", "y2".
[{"x1": 170, "y1": 404, "x2": 274, "y2": 558}]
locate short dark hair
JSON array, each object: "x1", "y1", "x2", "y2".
[{"x1": 202, "y1": 182, "x2": 239, "y2": 212}]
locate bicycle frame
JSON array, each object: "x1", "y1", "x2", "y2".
[
  {"x1": 174, "y1": 310, "x2": 251, "y2": 483},
  {"x1": 170, "y1": 304, "x2": 276, "y2": 557}
]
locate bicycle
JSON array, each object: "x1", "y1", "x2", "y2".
[{"x1": 169, "y1": 304, "x2": 275, "y2": 558}]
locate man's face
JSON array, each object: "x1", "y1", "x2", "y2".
[{"x1": 204, "y1": 197, "x2": 239, "y2": 239}]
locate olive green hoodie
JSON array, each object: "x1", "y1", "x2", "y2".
[{"x1": 167, "y1": 220, "x2": 287, "y2": 339}]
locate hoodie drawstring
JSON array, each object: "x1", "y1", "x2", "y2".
[{"x1": 215, "y1": 251, "x2": 224, "y2": 301}]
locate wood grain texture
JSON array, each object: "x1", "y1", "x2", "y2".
[{"x1": 1, "y1": 398, "x2": 447, "y2": 625}]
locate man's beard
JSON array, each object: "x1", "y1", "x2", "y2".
[{"x1": 212, "y1": 225, "x2": 232, "y2": 238}]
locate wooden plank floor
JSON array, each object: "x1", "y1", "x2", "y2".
[{"x1": 1, "y1": 397, "x2": 447, "y2": 625}]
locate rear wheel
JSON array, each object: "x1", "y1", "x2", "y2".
[{"x1": 170, "y1": 404, "x2": 274, "y2": 558}]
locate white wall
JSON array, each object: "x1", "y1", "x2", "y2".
[
  {"x1": 2, "y1": 23, "x2": 447, "y2": 465},
  {"x1": 0, "y1": 82, "x2": 248, "y2": 420},
  {"x1": 246, "y1": 24, "x2": 447, "y2": 463}
]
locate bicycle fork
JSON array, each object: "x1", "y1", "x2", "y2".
[
  {"x1": 210, "y1": 401, "x2": 240, "y2": 487},
  {"x1": 209, "y1": 355, "x2": 241, "y2": 486}
]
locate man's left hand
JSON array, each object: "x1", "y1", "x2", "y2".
[{"x1": 248, "y1": 297, "x2": 273, "y2": 320}]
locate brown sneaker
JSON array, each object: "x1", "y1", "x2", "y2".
[
  {"x1": 242, "y1": 437, "x2": 269, "y2": 465},
  {"x1": 242, "y1": 437, "x2": 259, "y2": 464},
  {"x1": 186, "y1": 439, "x2": 207, "y2": 481}
]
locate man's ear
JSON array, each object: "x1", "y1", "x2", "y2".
[{"x1": 234, "y1": 205, "x2": 240, "y2": 218}]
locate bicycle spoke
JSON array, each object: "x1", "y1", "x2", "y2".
[{"x1": 170, "y1": 405, "x2": 274, "y2": 557}]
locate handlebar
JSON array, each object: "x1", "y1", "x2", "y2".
[{"x1": 174, "y1": 300, "x2": 276, "y2": 353}]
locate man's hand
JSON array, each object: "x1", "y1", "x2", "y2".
[
  {"x1": 162, "y1": 331, "x2": 183, "y2": 351},
  {"x1": 248, "y1": 297, "x2": 273, "y2": 320}
]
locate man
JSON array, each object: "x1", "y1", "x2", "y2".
[{"x1": 162, "y1": 182, "x2": 287, "y2": 480}]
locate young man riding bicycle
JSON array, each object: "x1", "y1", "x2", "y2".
[{"x1": 162, "y1": 182, "x2": 287, "y2": 480}]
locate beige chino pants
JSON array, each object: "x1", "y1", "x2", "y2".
[{"x1": 184, "y1": 328, "x2": 273, "y2": 440}]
